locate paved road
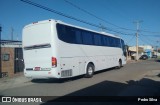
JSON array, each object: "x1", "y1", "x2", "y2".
[
  {"x1": 0, "y1": 59, "x2": 160, "y2": 95},
  {"x1": 0, "y1": 59, "x2": 160, "y2": 104}
]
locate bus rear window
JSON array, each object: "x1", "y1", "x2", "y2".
[{"x1": 24, "y1": 44, "x2": 51, "y2": 50}]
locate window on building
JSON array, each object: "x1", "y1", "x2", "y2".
[{"x1": 2, "y1": 54, "x2": 10, "y2": 61}]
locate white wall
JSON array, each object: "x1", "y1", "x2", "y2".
[{"x1": 140, "y1": 45, "x2": 153, "y2": 51}]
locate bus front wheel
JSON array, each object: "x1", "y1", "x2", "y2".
[{"x1": 117, "y1": 60, "x2": 122, "y2": 69}]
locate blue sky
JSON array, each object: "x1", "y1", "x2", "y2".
[{"x1": 0, "y1": 0, "x2": 160, "y2": 47}]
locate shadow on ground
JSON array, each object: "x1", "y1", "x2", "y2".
[
  {"x1": 31, "y1": 75, "x2": 84, "y2": 83},
  {"x1": 31, "y1": 67, "x2": 116, "y2": 84},
  {"x1": 40, "y1": 78, "x2": 160, "y2": 105},
  {"x1": 156, "y1": 60, "x2": 160, "y2": 62}
]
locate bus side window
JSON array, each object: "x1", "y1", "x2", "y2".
[
  {"x1": 75, "y1": 29, "x2": 82, "y2": 44},
  {"x1": 115, "y1": 38, "x2": 120, "y2": 47},
  {"x1": 117, "y1": 39, "x2": 121, "y2": 48},
  {"x1": 94, "y1": 34, "x2": 102, "y2": 46},
  {"x1": 82, "y1": 31, "x2": 94, "y2": 45},
  {"x1": 108, "y1": 37, "x2": 113, "y2": 47},
  {"x1": 102, "y1": 36, "x2": 109, "y2": 47},
  {"x1": 66, "y1": 27, "x2": 76, "y2": 43},
  {"x1": 57, "y1": 24, "x2": 66, "y2": 41}
]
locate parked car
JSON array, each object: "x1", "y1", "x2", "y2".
[
  {"x1": 139, "y1": 55, "x2": 148, "y2": 60},
  {"x1": 152, "y1": 55, "x2": 158, "y2": 58}
]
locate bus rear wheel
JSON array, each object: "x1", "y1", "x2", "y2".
[{"x1": 85, "y1": 63, "x2": 94, "y2": 78}]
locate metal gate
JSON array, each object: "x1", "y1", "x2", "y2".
[{"x1": 14, "y1": 48, "x2": 24, "y2": 73}]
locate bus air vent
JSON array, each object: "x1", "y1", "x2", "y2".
[{"x1": 61, "y1": 69, "x2": 72, "y2": 77}]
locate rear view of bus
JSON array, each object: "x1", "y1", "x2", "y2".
[
  {"x1": 23, "y1": 20, "x2": 59, "y2": 79},
  {"x1": 23, "y1": 19, "x2": 126, "y2": 79}
]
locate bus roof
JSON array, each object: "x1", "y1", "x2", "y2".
[{"x1": 24, "y1": 19, "x2": 121, "y2": 39}]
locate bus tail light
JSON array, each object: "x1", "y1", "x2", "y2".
[{"x1": 52, "y1": 57, "x2": 57, "y2": 67}]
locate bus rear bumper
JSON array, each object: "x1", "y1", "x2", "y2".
[{"x1": 24, "y1": 70, "x2": 60, "y2": 79}]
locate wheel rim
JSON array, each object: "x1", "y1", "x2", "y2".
[
  {"x1": 119, "y1": 61, "x2": 122, "y2": 67},
  {"x1": 88, "y1": 67, "x2": 93, "y2": 75}
]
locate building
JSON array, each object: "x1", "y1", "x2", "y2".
[
  {"x1": 0, "y1": 40, "x2": 24, "y2": 78},
  {"x1": 140, "y1": 45, "x2": 153, "y2": 58},
  {"x1": 128, "y1": 46, "x2": 144, "y2": 60},
  {"x1": 128, "y1": 45, "x2": 154, "y2": 60},
  {"x1": 153, "y1": 48, "x2": 160, "y2": 56}
]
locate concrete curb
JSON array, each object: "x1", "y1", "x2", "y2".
[{"x1": 0, "y1": 73, "x2": 32, "y2": 91}]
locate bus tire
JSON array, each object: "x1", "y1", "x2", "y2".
[
  {"x1": 85, "y1": 63, "x2": 94, "y2": 78},
  {"x1": 117, "y1": 60, "x2": 122, "y2": 69}
]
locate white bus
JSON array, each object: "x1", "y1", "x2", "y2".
[{"x1": 22, "y1": 19, "x2": 126, "y2": 79}]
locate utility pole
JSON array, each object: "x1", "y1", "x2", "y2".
[
  {"x1": 156, "y1": 41, "x2": 159, "y2": 56},
  {"x1": 156, "y1": 46, "x2": 158, "y2": 56},
  {"x1": 0, "y1": 25, "x2": 2, "y2": 73},
  {"x1": 134, "y1": 20, "x2": 143, "y2": 61}
]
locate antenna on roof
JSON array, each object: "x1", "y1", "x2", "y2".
[
  {"x1": 16, "y1": 34, "x2": 19, "y2": 41},
  {"x1": 99, "y1": 23, "x2": 105, "y2": 32},
  {"x1": 11, "y1": 27, "x2": 14, "y2": 40}
]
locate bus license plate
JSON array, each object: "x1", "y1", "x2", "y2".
[{"x1": 34, "y1": 67, "x2": 40, "y2": 71}]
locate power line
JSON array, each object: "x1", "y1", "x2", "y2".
[
  {"x1": 139, "y1": 35, "x2": 154, "y2": 46},
  {"x1": 140, "y1": 34, "x2": 158, "y2": 45},
  {"x1": 139, "y1": 34, "x2": 160, "y2": 37},
  {"x1": 20, "y1": 0, "x2": 135, "y2": 36},
  {"x1": 139, "y1": 29, "x2": 160, "y2": 34},
  {"x1": 139, "y1": 33, "x2": 159, "y2": 46},
  {"x1": 20, "y1": 0, "x2": 99, "y2": 28},
  {"x1": 117, "y1": 28, "x2": 160, "y2": 34},
  {"x1": 64, "y1": 0, "x2": 160, "y2": 35},
  {"x1": 64, "y1": 0, "x2": 136, "y2": 32},
  {"x1": 125, "y1": 35, "x2": 135, "y2": 45}
]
